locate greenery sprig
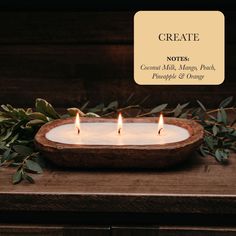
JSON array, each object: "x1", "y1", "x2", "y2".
[{"x1": 0, "y1": 97, "x2": 235, "y2": 184}]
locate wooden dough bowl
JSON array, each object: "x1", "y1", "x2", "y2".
[{"x1": 34, "y1": 117, "x2": 204, "y2": 169}]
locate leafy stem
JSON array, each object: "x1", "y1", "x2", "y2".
[
  {"x1": 0, "y1": 96, "x2": 236, "y2": 184},
  {"x1": 206, "y1": 107, "x2": 236, "y2": 115}
]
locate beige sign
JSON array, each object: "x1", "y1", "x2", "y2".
[{"x1": 134, "y1": 11, "x2": 224, "y2": 85}]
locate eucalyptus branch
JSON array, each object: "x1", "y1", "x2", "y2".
[
  {"x1": 207, "y1": 107, "x2": 236, "y2": 115},
  {"x1": 0, "y1": 96, "x2": 236, "y2": 185}
]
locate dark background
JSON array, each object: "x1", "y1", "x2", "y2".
[
  {"x1": 0, "y1": 1, "x2": 234, "y2": 10},
  {"x1": 0, "y1": 2, "x2": 235, "y2": 109}
]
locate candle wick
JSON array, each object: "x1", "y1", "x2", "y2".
[
  {"x1": 77, "y1": 128, "x2": 80, "y2": 135},
  {"x1": 118, "y1": 128, "x2": 121, "y2": 135},
  {"x1": 158, "y1": 128, "x2": 163, "y2": 135}
]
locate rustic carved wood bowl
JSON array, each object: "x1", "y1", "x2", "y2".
[{"x1": 35, "y1": 117, "x2": 204, "y2": 169}]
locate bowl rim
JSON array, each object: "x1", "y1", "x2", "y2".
[{"x1": 35, "y1": 117, "x2": 204, "y2": 151}]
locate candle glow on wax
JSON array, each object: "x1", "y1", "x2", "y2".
[
  {"x1": 75, "y1": 112, "x2": 80, "y2": 134},
  {"x1": 46, "y1": 110, "x2": 190, "y2": 146},
  {"x1": 157, "y1": 113, "x2": 164, "y2": 135},
  {"x1": 46, "y1": 122, "x2": 190, "y2": 146},
  {"x1": 117, "y1": 113, "x2": 123, "y2": 135}
]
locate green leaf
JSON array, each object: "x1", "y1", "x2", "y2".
[
  {"x1": 215, "y1": 149, "x2": 229, "y2": 163},
  {"x1": 191, "y1": 107, "x2": 201, "y2": 118},
  {"x1": 26, "y1": 108, "x2": 33, "y2": 113},
  {"x1": 171, "y1": 102, "x2": 189, "y2": 118},
  {"x1": 2, "y1": 148, "x2": 11, "y2": 160},
  {"x1": 197, "y1": 100, "x2": 207, "y2": 111},
  {"x1": 28, "y1": 112, "x2": 48, "y2": 122},
  {"x1": 212, "y1": 125, "x2": 219, "y2": 136},
  {"x1": 6, "y1": 133, "x2": 19, "y2": 146},
  {"x1": 0, "y1": 142, "x2": 7, "y2": 151},
  {"x1": 10, "y1": 163, "x2": 21, "y2": 167},
  {"x1": 89, "y1": 103, "x2": 104, "y2": 113},
  {"x1": 28, "y1": 119, "x2": 45, "y2": 126},
  {"x1": 204, "y1": 136, "x2": 214, "y2": 151},
  {"x1": 172, "y1": 104, "x2": 182, "y2": 117},
  {"x1": 222, "y1": 141, "x2": 233, "y2": 148},
  {"x1": 225, "y1": 133, "x2": 236, "y2": 141},
  {"x1": 26, "y1": 160, "x2": 43, "y2": 173},
  {"x1": 217, "y1": 111, "x2": 222, "y2": 123},
  {"x1": 24, "y1": 174, "x2": 35, "y2": 183},
  {"x1": 26, "y1": 119, "x2": 45, "y2": 127},
  {"x1": 126, "y1": 93, "x2": 135, "y2": 104},
  {"x1": 150, "y1": 104, "x2": 168, "y2": 114},
  {"x1": 12, "y1": 170, "x2": 22, "y2": 184},
  {"x1": 35, "y1": 98, "x2": 60, "y2": 119},
  {"x1": 230, "y1": 129, "x2": 236, "y2": 136},
  {"x1": 8, "y1": 152, "x2": 18, "y2": 160},
  {"x1": 16, "y1": 139, "x2": 33, "y2": 145},
  {"x1": 106, "y1": 101, "x2": 118, "y2": 110},
  {"x1": 67, "y1": 108, "x2": 85, "y2": 117},
  {"x1": 13, "y1": 145, "x2": 33, "y2": 156},
  {"x1": 17, "y1": 108, "x2": 28, "y2": 119},
  {"x1": 199, "y1": 145, "x2": 209, "y2": 157},
  {"x1": 80, "y1": 101, "x2": 89, "y2": 111},
  {"x1": 85, "y1": 112, "x2": 100, "y2": 118},
  {"x1": 215, "y1": 149, "x2": 222, "y2": 162},
  {"x1": 6, "y1": 104, "x2": 14, "y2": 111},
  {"x1": 179, "y1": 112, "x2": 189, "y2": 118},
  {"x1": 0, "y1": 115, "x2": 10, "y2": 122},
  {"x1": 219, "y1": 96, "x2": 233, "y2": 108},
  {"x1": 2, "y1": 149, "x2": 18, "y2": 162},
  {"x1": 172, "y1": 103, "x2": 189, "y2": 117},
  {"x1": 1, "y1": 105, "x2": 10, "y2": 112},
  {"x1": 2, "y1": 129, "x2": 13, "y2": 141},
  {"x1": 217, "y1": 108, "x2": 227, "y2": 124},
  {"x1": 181, "y1": 102, "x2": 190, "y2": 109}
]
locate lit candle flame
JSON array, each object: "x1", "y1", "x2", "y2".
[
  {"x1": 117, "y1": 113, "x2": 123, "y2": 135},
  {"x1": 75, "y1": 112, "x2": 80, "y2": 134},
  {"x1": 157, "y1": 113, "x2": 164, "y2": 135}
]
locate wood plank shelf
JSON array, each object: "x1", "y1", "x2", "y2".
[
  {"x1": 1, "y1": 154, "x2": 236, "y2": 213},
  {"x1": 1, "y1": 154, "x2": 236, "y2": 234}
]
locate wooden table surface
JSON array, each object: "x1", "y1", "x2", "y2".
[{"x1": 0, "y1": 153, "x2": 236, "y2": 216}]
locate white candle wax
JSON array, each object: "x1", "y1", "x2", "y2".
[{"x1": 46, "y1": 122, "x2": 190, "y2": 145}]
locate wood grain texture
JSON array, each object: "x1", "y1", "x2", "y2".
[
  {"x1": 34, "y1": 117, "x2": 203, "y2": 169},
  {"x1": 158, "y1": 226, "x2": 236, "y2": 236},
  {"x1": 0, "y1": 45, "x2": 132, "y2": 80},
  {"x1": 0, "y1": 11, "x2": 235, "y2": 108},
  {"x1": 0, "y1": 225, "x2": 110, "y2": 236},
  {"x1": 0, "y1": 12, "x2": 133, "y2": 44},
  {"x1": 113, "y1": 226, "x2": 236, "y2": 236},
  {"x1": 0, "y1": 154, "x2": 236, "y2": 214},
  {"x1": 1, "y1": 225, "x2": 236, "y2": 236},
  {"x1": 1, "y1": 76, "x2": 236, "y2": 108},
  {"x1": 112, "y1": 227, "x2": 159, "y2": 236},
  {"x1": 0, "y1": 11, "x2": 234, "y2": 44}
]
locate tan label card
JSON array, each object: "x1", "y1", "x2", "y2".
[{"x1": 134, "y1": 11, "x2": 224, "y2": 85}]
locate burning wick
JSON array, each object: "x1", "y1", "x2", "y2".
[
  {"x1": 158, "y1": 128, "x2": 163, "y2": 135},
  {"x1": 157, "y1": 113, "x2": 164, "y2": 135},
  {"x1": 75, "y1": 112, "x2": 80, "y2": 135},
  {"x1": 118, "y1": 128, "x2": 121, "y2": 135},
  {"x1": 117, "y1": 113, "x2": 123, "y2": 135}
]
